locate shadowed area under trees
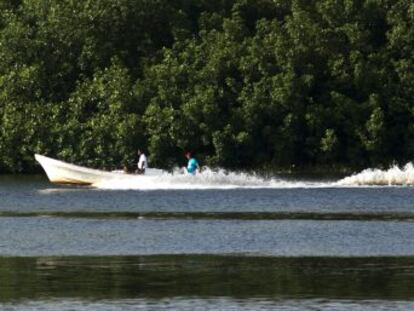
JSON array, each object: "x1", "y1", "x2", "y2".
[{"x1": 0, "y1": 0, "x2": 413, "y2": 173}]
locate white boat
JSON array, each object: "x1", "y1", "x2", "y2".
[{"x1": 35, "y1": 154, "x2": 163, "y2": 185}]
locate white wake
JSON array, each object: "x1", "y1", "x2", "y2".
[
  {"x1": 94, "y1": 167, "x2": 330, "y2": 190},
  {"x1": 338, "y1": 162, "x2": 414, "y2": 186},
  {"x1": 93, "y1": 163, "x2": 414, "y2": 189}
]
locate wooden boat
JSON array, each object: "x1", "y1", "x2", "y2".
[{"x1": 35, "y1": 154, "x2": 163, "y2": 185}]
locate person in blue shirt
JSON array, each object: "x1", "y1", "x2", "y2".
[{"x1": 185, "y1": 152, "x2": 200, "y2": 175}]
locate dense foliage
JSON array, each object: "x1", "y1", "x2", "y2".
[{"x1": 0, "y1": 0, "x2": 413, "y2": 172}]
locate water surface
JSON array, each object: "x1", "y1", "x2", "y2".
[{"x1": 1, "y1": 175, "x2": 414, "y2": 310}]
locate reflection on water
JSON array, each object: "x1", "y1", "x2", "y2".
[
  {"x1": 1, "y1": 256, "x2": 414, "y2": 301},
  {"x1": 2, "y1": 210, "x2": 414, "y2": 221},
  {"x1": 3, "y1": 298, "x2": 414, "y2": 311}
]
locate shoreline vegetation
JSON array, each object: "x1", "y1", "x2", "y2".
[{"x1": 1, "y1": 0, "x2": 413, "y2": 174}]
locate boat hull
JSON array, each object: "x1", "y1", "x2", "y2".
[{"x1": 35, "y1": 154, "x2": 136, "y2": 185}]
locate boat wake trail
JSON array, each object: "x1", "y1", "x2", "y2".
[
  {"x1": 93, "y1": 168, "x2": 331, "y2": 190},
  {"x1": 338, "y1": 162, "x2": 414, "y2": 186},
  {"x1": 92, "y1": 163, "x2": 414, "y2": 190}
]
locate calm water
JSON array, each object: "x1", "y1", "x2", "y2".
[{"x1": 1, "y1": 175, "x2": 414, "y2": 310}]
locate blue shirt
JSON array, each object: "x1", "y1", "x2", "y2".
[{"x1": 187, "y1": 158, "x2": 199, "y2": 174}]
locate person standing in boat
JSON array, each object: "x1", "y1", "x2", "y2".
[
  {"x1": 185, "y1": 151, "x2": 200, "y2": 175},
  {"x1": 136, "y1": 149, "x2": 147, "y2": 174}
]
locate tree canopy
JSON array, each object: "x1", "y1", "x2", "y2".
[{"x1": 0, "y1": 0, "x2": 413, "y2": 173}]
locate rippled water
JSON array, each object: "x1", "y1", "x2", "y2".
[{"x1": 1, "y1": 175, "x2": 414, "y2": 310}]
